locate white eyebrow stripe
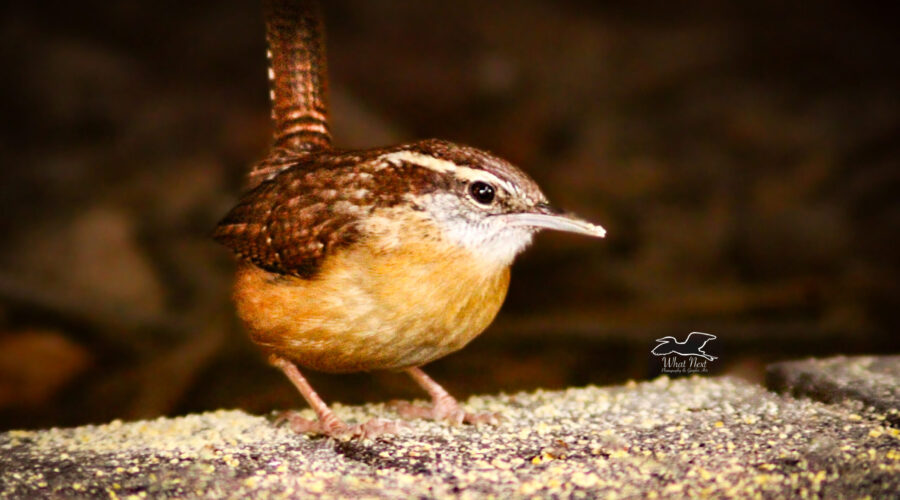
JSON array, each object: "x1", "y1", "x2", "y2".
[{"x1": 379, "y1": 150, "x2": 518, "y2": 195}]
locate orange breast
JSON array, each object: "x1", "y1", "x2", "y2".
[{"x1": 233, "y1": 235, "x2": 510, "y2": 373}]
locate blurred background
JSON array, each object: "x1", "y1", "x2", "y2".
[{"x1": 1, "y1": 0, "x2": 897, "y2": 430}]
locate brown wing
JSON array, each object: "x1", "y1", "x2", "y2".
[{"x1": 213, "y1": 157, "x2": 369, "y2": 279}]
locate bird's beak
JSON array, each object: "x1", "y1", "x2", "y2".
[{"x1": 501, "y1": 203, "x2": 606, "y2": 238}]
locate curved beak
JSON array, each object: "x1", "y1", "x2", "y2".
[{"x1": 500, "y1": 203, "x2": 606, "y2": 238}]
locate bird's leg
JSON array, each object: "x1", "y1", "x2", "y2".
[
  {"x1": 392, "y1": 367, "x2": 499, "y2": 425},
  {"x1": 269, "y1": 355, "x2": 343, "y2": 433},
  {"x1": 269, "y1": 355, "x2": 400, "y2": 438}
]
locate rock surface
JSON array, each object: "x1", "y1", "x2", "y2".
[
  {"x1": 3, "y1": 368, "x2": 899, "y2": 499},
  {"x1": 767, "y1": 355, "x2": 900, "y2": 426}
]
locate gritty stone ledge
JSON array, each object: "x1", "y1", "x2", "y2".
[
  {"x1": 2, "y1": 373, "x2": 899, "y2": 499},
  {"x1": 767, "y1": 355, "x2": 900, "y2": 426}
]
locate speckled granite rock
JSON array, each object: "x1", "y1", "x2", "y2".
[
  {"x1": 767, "y1": 355, "x2": 900, "y2": 426},
  {"x1": 2, "y1": 375, "x2": 899, "y2": 499}
]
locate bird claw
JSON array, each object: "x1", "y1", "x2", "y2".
[
  {"x1": 462, "y1": 411, "x2": 501, "y2": 425},
  {"x1": 273, "y1": 410, "x2": 320, "y2": 433},
  {"x1": 339, "y1": 418, "x2": 405, "y2": 439},
  {"x1": 389, "y1": 399, "x2": 500, "y2": 426},
  {"x1": 274, "y1": 411, "x2": 403, "y2": 439}
]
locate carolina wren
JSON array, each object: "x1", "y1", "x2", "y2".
[{"x1": 213, "y1": 0, "x2": 605, "y2": 438}]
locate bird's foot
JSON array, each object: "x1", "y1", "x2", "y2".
[
  {"x1": 275, "y1": 410, "x2": 403, "y2": 439},
  {"x1": 389, "y1": 399, "x2": 500, "y2": 426},
  {"x1": 397, "y1": 367, "x2": 500, "y2": 426},
  {"x1": 342, "y1": 418, "x2": 405, "y2": 439}
]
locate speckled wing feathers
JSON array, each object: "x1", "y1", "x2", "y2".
[
  {"x1": 215, "y1": 156, "x2": 366, "y2": 278},
  {"x1": 214, "y1": 147, "x2": 451, "y2": 278}
]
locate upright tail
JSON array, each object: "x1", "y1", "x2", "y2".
[
  {"x1": 265, "y1": 0, "x2": 331, "y2": 152},
  {"x1": 247, "y1": 0, "x2": 331, "y2": 189},
  {"x1": 249, "y1": 0, "x2": 332, "y2": 187}
]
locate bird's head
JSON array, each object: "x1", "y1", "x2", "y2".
[{"x1": 378, "y1": 139, "x2": 606, "y2": 266}]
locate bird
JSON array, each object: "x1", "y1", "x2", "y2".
[
  {"x1": 651, "y1": 333, "x2": 718, "y2": 362},
  {"x1": 212, "y1": 0, "x2": 606, "y2": 438}
]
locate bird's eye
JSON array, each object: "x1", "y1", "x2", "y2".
[{"x1": 468, "y1": 181, "x2": 495, "y2": 205}]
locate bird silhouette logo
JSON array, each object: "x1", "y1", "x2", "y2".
[{"x1": 651, "y1": 332, "x2": 718, "y2": 362}]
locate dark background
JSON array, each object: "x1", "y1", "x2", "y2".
[{"x1": 1, "y1": 0, "x2": 897, "y2": 430}]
